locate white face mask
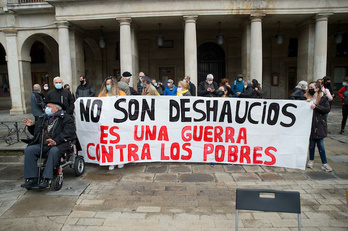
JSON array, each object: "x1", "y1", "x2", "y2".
[
  {"x1": 44, "y1": 87, "x2": 49, "y2": 90},
  {"x1": 177, "y1": 87, "x2": 182, "y2": 93},
  {"x1": 207, "y1": 81, "x2": 213, "y2": 85},
  {"x1": 244, "y1": 85, "x2": 247, "y2": 89}
]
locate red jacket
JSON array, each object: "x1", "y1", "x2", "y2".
[{"x1": 338, "y1": 86, "x2": 347, "y2": 104}]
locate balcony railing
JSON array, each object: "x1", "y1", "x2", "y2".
[{"x1": 7, "y1": 0, "x2": 45, "y2": 3}]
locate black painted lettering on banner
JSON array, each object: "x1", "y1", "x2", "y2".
[{"x1": 280, "y1": 103, "x2": 297, "y2": 127}]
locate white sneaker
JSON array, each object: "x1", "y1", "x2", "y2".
[
  {"x1": 321, "y1": 164, "x2": 333, "y2": 172},
  {"x1": 109, "y1": 165, "x2": 115, "y2": 170},
  {"x1": 307, "y1": 160, "x2": 314, "y2": 169},
  {"x1": 117, "y1": 164, "x2": 124, "y2": 169}
]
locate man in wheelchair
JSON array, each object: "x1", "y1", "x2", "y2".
[{"x1": 21, "y1": 100, "x2": 76, "y2": 189}]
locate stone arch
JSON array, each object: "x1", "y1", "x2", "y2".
[
  {"x1": 0, "y1": 43, "x2": 10, "y2": 109},
  {"x1": 19, "y1": 32, "x2": 59, "y2": 112}
]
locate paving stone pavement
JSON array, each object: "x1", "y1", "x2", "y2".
[{"x1": 0, "y1": 108, "x2": 347, "y2": 230}]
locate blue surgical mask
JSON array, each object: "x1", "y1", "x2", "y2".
[
  {"x1": 167, "y1": 83, "x2": 171, "y2": 87},
  {"x1": 141, "y1": 83, "x2": 144, "y2": 87},
  {"x1": 55, "y1": 83, "x2": 63, "y2": 89},
  {"x1": 106, "y1": 85, "x2": 111, "y2": 91},
  {"x1": 343, "y1": 82, "x2": 347, "y2": 86},
  {"x1": 154, "y1": 83, "x2": 157, "y2": 87},
  {"x1": 45, "y1": 107, "x2": 53, "y2": 116}
]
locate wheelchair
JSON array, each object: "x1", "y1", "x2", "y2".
[{"x1": 31, "y1": 140, "x2": 85, "y2": 191}]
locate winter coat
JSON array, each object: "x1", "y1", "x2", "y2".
[
  {"x1": 142, "y1": 84, "x2": 159, "y2": 96},
  {"x1": 177, "y1": 89, "x2": 192, "y2": 96},
  {"x1": 231, "y1": 80, "x2": 244, "y2": 97},
  {"x1": 76, "y1": 83, "x2": 95, "y2": 98},
  {"x1": 289, "y1": 88, "x2": 306, "y2": 100},
  {"x1": 188, "y1": 82, "x2": 196, "y2": 96},
  {"x1": 239, "y1": 84, "x2": 263, "y2": 98},
  {"x1": 310, "y1": 95, "x2": 330, "y2": 139},
  {"x1": 27, "y1": 112, "x2": 76, "y2": 156},
  {"x1": 45, "y1": 88, "x2": 75, "y2": 115},
  {"x1": 338, "y1": 86, "x2": 348, "y2": 105},
  {"x1": 164, "y1": 85, "x2": 177, "y2": 95},
  {"x1": 31, "y1": 91, "x2": 45, "y2": 117},
  {"x1": 118, "y1": 79, "x2": 131, "y2": 96},
  {"x1": 197, "y1": 81, "x2": 219, "y2": 97}
]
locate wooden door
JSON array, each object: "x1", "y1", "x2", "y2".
[
  {"x1": 159, "y1": 67, "x2": 175, "y2": 84},
  {"x1": 32, "y1": 72, "x2": 49, "y2": 87},
  {"x1": 287, "y1": 67, "x2": 297, "y2": 98}
]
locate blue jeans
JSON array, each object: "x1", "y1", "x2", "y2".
[{"x1": 309, "y1": 138, "x2": 327, "y2": 164}]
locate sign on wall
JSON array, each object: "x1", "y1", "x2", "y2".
[{"x1": 75, "y1": 96, "x2": 313, "y2": 170}]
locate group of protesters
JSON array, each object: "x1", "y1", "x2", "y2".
[
  {"x1": 288, "y1": 76, "x2": 348, "y2": 172},
  {"x1": 23, "y1": 70, "x2": 347, "y2": 189}
]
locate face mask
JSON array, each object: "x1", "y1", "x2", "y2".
[
  {"x1": 141, "y1": 83, "x2": 144, "y2": 87},
  {"x1": 45, "y1": 107, "x2": 53, "y2": 116},
  {"x1": 55, "y1": 83, "x2": 63, "y2": 89},
  {"x1": 244, "y1": 85, "x2": 247, "y2": 89},
  {"x1": 80, "y1": 80, "x2": 84, "y2": 84},
  {"x1": 125, "y1": 77, "x2": 131, "y2": 81},
  {"x1": 177, "y1": 87, "x2": 182, "y2": 93},
  {"x1": 308, "y1": 88, "x2": 315, "y2": 95},
  {"x1": 44, "y1": 87, "x2": 49, "y2": 90},
  {"x1": 183, "y1": 79, "x2": 186, "y2": 82},
  {"x1": 167, "y1": 83, "x2": 171, "y2": 87},
  {"x1": 106, "y1": 85, "x2": 111, "y2": 91},
  {"x1": 343, "y1": 82, "x2": 347, "y2": 86},
  {"x1": 238, "y1": 78, "x2": 243, "y2": 82},
  {"x1": 154, "y1": 83, "x2": 157, "y2": 87},
  {"x1": 207, "y1": 81, "x2": 213, "y2": 85}
]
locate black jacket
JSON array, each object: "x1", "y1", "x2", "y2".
[
  {"x1": 310, "y1": 95, "x2": 330, "y2": 139},
  {"x1": 27, "y1": 112, "x2": 76, "y2": 155},
  {"x1": 239, "y1": 84, "x2": 263, "y2": 98},
  {"x1": 188, "y1": 82, "x2": 196, "y2": 96},
  {"x1": 289, "y1": 88, "x2": 306, "y2": 100},
  {"x1": 198, "y1": 81, "x2": 219, "y2": 97},
  {"x1": 45, "y1": 88, "x2": 75, "y2": 115},
  {"x1": 76, "y1": 83, "x2": 95, "y2": 98}
]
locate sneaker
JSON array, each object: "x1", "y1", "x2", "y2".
[
  {"x1": 109, "y1": 165, "x2": 115, "y2": 170},
  {"x1": 117, "y1": 164, "x2": 124, "y2": 169},
  {"x1": 321, "y1": 163, "x2": 333, "y2": 172},
  {"x1": 307, "y1": 160, "x2": 314, "y2": 169},
  {"x1": 340, "y1": 130, "x2": 344, "y2": 134}
]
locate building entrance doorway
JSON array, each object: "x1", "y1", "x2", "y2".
[{"x1": 198, "y1": 42, "x2": 225, "y2": 84}]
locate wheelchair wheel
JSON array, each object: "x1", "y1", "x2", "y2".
[
  {"x1": 74, "y1": 156, "x2": 85, "y2": 176},
  {"x1": 53, "y1": 175, "x2": 63, "y2": 191}
]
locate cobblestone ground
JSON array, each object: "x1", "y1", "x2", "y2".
[{"x1": 0, "y1": 107, "x2": 347, "y2": 230}]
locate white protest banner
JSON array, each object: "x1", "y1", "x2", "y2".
[{"x1": 75, "y1": 96, "x2": 313, "y2": 170}]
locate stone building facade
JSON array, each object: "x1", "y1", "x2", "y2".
[{"x1": 0, "y1": 0, "x2": 347, "y2": 114}]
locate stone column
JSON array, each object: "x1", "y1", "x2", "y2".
[
  {"x1": 313, "y1": 13, "x2": 331, "y2": 80},
  {"x1": 5, "y1": 29, "x2": 25, "y2": 114},
  {"x1": 131, "y1": 26, "x2": 138, "y2": 88},
  {"x1": 117, "y1": 18, "x2": 133, "y2": 81},
  {"x1": 297, "y1": 20, "x2": 315, "y2": 82},
  {"x1": 241, "y1": 22, "x2": 251, "y2": 79},
  {"x1": 250, "y1": 14, "x2": 264, "y2": 85},
  {"x1": 57, "y1": 21, "x2": 73, "y2": 88},
  {"x1": 184, "y1": 16, "x2": 198, "y2": 88}
]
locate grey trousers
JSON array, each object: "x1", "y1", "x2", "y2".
[{"x1": 23, "y1": 144, "x2": 60, "y2": 180}]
